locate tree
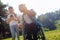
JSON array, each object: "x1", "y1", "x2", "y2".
[
  {"x1": 0, "y1": 0, "x2": 7, "y2": 17},
  {"x1": 0, "y1": 0, "x2": 10, "y2": 38},
  {"x1": 37, "y1": 12, "x2": 57, "y2": 30}
]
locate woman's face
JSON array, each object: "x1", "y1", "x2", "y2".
[{"x1": 19, "y1": 6, "x2": 27, "y2": 12}]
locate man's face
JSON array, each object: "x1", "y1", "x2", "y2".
[{"x1": 8, "y1": 8, "x2": 14, "y2": 13}]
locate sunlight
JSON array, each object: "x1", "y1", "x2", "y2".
[{"x1": 1, "y1": 0, "x2": 60, "y2": 16}]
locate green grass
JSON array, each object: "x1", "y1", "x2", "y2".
[
  {"x1": 45, "y1": 30, "x2": 60, "y2": 40},
  {"x1": 3, "y1": 30, "x2": 60, "y2": 40},
  {"x1": 55, "y1": 20, "x2": 60, "y2": 30},
  {"x1": 3, "y1": 36, "x2": 23, "y2": 40}
]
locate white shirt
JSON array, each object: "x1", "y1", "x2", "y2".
[
  {"x1": 23, "y1": 14, "x2": 33, "y2": 24},
  {"x1": 7, "y1": 14, "x2": 18, "y2": 26}
]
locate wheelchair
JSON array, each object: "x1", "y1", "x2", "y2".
[
  {"x1": 23, "y1": 23, "x2": 46, "y2": 40},
  {"x1": 37, "y1": 25, "x2": 46, "y2": 40}
]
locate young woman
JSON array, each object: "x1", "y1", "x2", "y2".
[{"x1": 19, "y1": 4, "x2": 38, "y2": 40}]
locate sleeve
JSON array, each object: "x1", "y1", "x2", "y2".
[
  {"x1": 5, "y1": 14, "x2": 11, "y2": 24},
  {"x1": 18, "y1": 15, "x2": 24, "y2": 26},
  {"x1": 19, "y1": 16, "x2": 23, "y2": 24},
  {"x1": 6, "y1": 14, "x2": 10, "y2": 20}
]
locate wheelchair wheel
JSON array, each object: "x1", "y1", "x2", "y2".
[{"x1": 37, "y1": 26, "x2": 46, "y2": 40}]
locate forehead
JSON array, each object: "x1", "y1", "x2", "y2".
[{"x1": 8, "y1": 7, "x2": 13, "y2": 9}]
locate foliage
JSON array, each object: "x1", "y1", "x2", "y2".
[
  {"x1": 37, "y1": 9, "x2": 60, "y2": 30},
  {"x1": 55, "y1": 20, "x2": 60, "y2": 30},
  {"x1": 0, "y1": 0, "x2": 7, "y2": 17}
]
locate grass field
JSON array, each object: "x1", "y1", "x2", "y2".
[
  {"x1": 45, "y1": 30, "x2": 60, "y2": 40},
  {"x1": 4, "y1": 36, "x2": 23, "y2": 40},
  {"x1": 3, "y1": 30, "x2": 60, "y2": 40}
]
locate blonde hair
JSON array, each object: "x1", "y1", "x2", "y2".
[{"x1": 19, "y1": 4, "x2": 25, "y2": 8}]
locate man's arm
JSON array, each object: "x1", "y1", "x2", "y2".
[
  {"x1": 6, "y1": 18, "x2": 11, "y2": 24},
  {"x1": 6, "y1": 15, "x2": 11, "y2": 24}
]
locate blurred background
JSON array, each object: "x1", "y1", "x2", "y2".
[{"x1": 0, "y1": 0, "x2": 60, "y2": 40}]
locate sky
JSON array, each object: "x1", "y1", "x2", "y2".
[{"x1": 1, "y1": 0, "x2": 60, "y2": 16}]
